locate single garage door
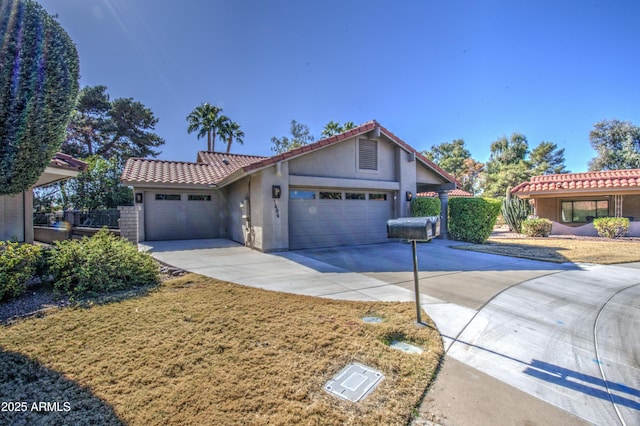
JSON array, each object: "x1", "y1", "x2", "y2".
[
  {"x1": 289, "y1": 188, "x2": 393, "y2": 249},
  {"x1": 144, "y1": 191, "x2": 220, "y2": 240}
]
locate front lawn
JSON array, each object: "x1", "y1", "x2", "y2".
[
  {"x1": 0, "y1": 274, "x2": 442, "y2": 426},
  {"x1": 454, "y1": 237, "x2": 640, "y2": 264}
]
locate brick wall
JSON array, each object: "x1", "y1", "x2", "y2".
[{"x1": 118, "y1": 206, "x2": 139, "y2": 244}]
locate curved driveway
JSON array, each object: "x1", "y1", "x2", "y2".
[
  {"x1": 446, "y1": 263, "x2": 640, "y2": 425},
  {"x1": 295, "y1": 241, "x2": 640, "y2": 425}
]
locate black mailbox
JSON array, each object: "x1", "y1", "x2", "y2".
[{"x1": 387, "y1": 216, "x2": 440, "y2": 241}]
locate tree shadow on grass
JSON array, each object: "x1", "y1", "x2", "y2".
[{"x1": 0, "y1": 349, "x2": 124, "y2": 426}]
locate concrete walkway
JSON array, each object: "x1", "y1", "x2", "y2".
[{"x1": 142, "y1": 239, "x2": 640, "y2": 425}]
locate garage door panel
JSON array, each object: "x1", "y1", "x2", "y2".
[
  {"x1": 289, "y1": 189, "x2": 392, "y2": 249},
  {"x1": 145, "y1": 192, "x2": 219, "y2": 241}
]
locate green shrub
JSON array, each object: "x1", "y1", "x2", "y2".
[
  {"x1": 0, "y1": 242, "x2": 42, "y2": 301},
  {"x1": 522, "y1": 218, "x2": 553, "y2": 237},
  {"x1": 411, "y1": 197, "x2": 441, "y2": 217},
  {"x1": 448, "y1": 198, "x2": 501, "y2": 243},
  {"x1": 593, "y1": 217, "x2": 630, "y2": 238},
  {"x1": 49, "y1": 229, "x2": 159, "y2": 296}
]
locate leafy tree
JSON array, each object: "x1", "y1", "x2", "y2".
[
  {"x1": 0, "y1": 0, "x2": 79, "y2": 195},
  {"x1": 186, "y1": 103, "x2": 224, "y2": 152},
  {"x1": 588, "y1": 119, "x2": 640, "y2": 171},
  {"x1": 459, "y1": 157, "x2": 485, "y2": 195},
  {"x1": 422, "y1": 139, "x2": 471, "y2": 178},
  {"x1": 422, "y1": 139, "x2": 485, "y2": 194},
  {"x1": 62, "y1": 156, "x2": 133, "y2": 209},
  {"x1": 529, "y1": 141, "x2": 568, "y2": 175},
  {"x1": 270, "y1": 120, "x2": 315, "y2": 153},
  {"x1": 63, "y1": 86, "x2": 164, "y2": 161},
  {"x1": 321, "y1": 120, "x2": 356, "y2": 138},
  {"x1": 483, "y1": 133, "x2": 531, "y2": 198},
  {"x1": 222, "y1": 121, "x2": 245, "y2": 153}
]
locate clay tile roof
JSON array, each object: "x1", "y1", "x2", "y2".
[
  {"x1": 196, "y1": 152, "x2": 268, "y2": 182},
  {"x1": 511, "y1": 169, "x2": 640, "y2": 194},
  {"x1": 49, "y1": 152, "x2": 87, "y2": 172},
  {"x1": 121, "y1": 159, "x2": 218, "y2": 186},
  {"x1": 417, "y1": 189, "x2": 473, "y2": 198},
  {"x1": 121, "y1": 152, "x2": 267, "y2": 186}
]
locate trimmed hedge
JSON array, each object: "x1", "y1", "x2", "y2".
[
  {"x1": 448, "y1": 198, "x2": 501, "y2": 243},
  {"x1": 411, "y1": 197, "x2": 441, "y2": 217},
  {"x1": 0, "y1": 241, "x2": 43, "y2": 301},
  {"x1": 49, "y1": 229, "x2": 159, "y2": 296},
  {"x1": 593, "y1": 217, "x2": 630, "y2": 238},
  {"x1": 522, "y1": 218, "x2": 553, "y2": 237}
]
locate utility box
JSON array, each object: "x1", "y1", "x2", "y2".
[{"x1": 387, "y1": 216, "x2": 440, "y2": 241}]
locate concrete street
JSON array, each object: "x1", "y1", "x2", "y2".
[{"x1": 144, "y1": 239, "x2": 640, "y2": 425}]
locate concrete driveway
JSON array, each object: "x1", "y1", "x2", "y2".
[
  {"x1": 297, "y1": 241, "x2": 640, "y2": 426},
  {"x1": 143, "y1": 238, "x2": 640, "y2": 425}
]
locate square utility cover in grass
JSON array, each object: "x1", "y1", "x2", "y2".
[{"x1": 0, "y1": 274, "x2": 442, "y2": 426}]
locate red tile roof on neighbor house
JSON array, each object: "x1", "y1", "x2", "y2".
[
  {"x1": 417, "y1": 189, "x2": 473, "y2": 198},
  {"x1": 121, "y1": 120, "x2": 459, "y2": 187},
  {"x1": 511, "y1": 169, "x2": 640, "y2": 194},
  {"x1": 50, "y1": 152, "x2": 87, "y2": 172}
]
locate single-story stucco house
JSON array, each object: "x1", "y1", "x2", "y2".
[
  {"x1": 0, "y1": 152, "x2": 87, "y2": 243},
  {"x1": 121, "y1": 120, "x2": 458, "y2": 251},
  {"x1": 511, "y1": 169, "x2": 640, "y2": 236}
]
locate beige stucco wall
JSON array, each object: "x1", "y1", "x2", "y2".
[
  {"x1": 395, "y1": 146, "x2": 416, "y2": 218},
  {"x1": 0, "y1": 191, "x2": 32, "y2": 243},
  {"x1": 288, "y1": 136, "x2": 396, "y2": 181},
  {"x1": 257, "y1": 162, "x2": 289, "y2": 251},
  {"x1": 416, "y1": 163, "x2": 446, "y2": 184},
  {"x1": 534, "y1": 198, "x2": 558, "y2": 222},
  {"x1": 223, "y1": 178, "x2": 250, "y2": 245}
]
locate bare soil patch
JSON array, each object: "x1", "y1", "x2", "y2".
[{"x1": 1, "y1": 274, "x2": 442, "y2": 426}]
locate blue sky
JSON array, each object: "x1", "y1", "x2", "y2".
[{"x1": 38, "y1": 0, "x2": 640, "y2": 173}]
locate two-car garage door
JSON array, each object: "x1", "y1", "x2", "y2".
[
  {"x1": 144, "y1": 191, "x2": 220, "y2": 241},
  {"x1": 289, "y1": 188, "x2": 393, "y2": 249}
]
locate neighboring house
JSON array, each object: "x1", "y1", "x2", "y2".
[
  {"x1": 511, "y1": 169, "x2": 640, "y2": 236},
  {"x1": 0, "y1": 153, "x2": 87, "y2": 242},
  {"x1": 417, "y1": 188, "x2": 473, "y2": 198},
  {"x1": 121, "y1": 120, "x2": 458, "y2": 251}
]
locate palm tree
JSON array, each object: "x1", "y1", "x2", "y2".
[
  {"x1": 321, "y1": 120, "x2": 342, "y2": 138},
  {"x1": 186, "y1": 103, "x2": 221, "y2": 151},
  {"x1": 321, "y1": 120, "x2": 357, "y2": 138},
  {"x1": 224, "y1": 121, "x2": 245, "y2": 153}
]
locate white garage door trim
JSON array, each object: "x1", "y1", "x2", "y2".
[
  {"x1": 289, "y1": 188, "x2": 393, "y2": 249},
  {"x1": 144, "y1": 191, "x2": 219, "y2": 241}
]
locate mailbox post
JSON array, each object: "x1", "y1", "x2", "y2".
[{"x1": 387, "y1": 216, "x2": 440, "y2": 324}]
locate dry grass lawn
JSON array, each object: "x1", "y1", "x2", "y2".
[
  {"x1": 454, "y1": 237, "x2": 640, "y2": 264},
  {"x1": 0, "y1": 274, "x2": 442, "y2": 426}
]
